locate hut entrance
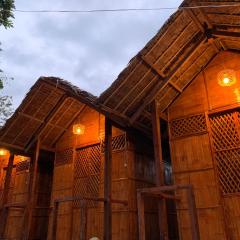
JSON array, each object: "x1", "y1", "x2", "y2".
[
  {"x1": 30, "y1": 150, "x2": 54, "y2": 239},
  {"x1": 72, "y1": 143, "x2": 102, "y2": 239},
  {"x1": 209, "y1": 109, "x2": 240, "y2": 238}
]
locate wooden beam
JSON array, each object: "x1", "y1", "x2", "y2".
[
  {"x1": 211, "y1": 29, "x2": 240, "y2": 39},
  {"x1": 140, "y1": 55, "x2": 165, "y2": 78},
  {"x1": 161, "y1": 49, "x2": 218, "y2": 112},
  {"x1": 151, "y1": 100, "x2": 169, "y2": 239},
  {"x1": 0, "y1": 152, "x2": 14, "y2": 238},
  {"x1": 0, "y1": 85, "x2": 44, "y2": 142},
  {"x1": 25, "y1": 95, "x2": 68, "y2": 152},
  {"x1": 23, "y1": 139, "x2": 40, "y2": 239},
  {"x1": 185, "y1": 9, "x2": 220, "y2": 51},
  {"x1": 103, "y1": 61, "x2": 143, "y2": 105},
  {"x1": 122, "y1": 75, "x2": 158, "y2": 115},
  {"x1": 185, "y1": 9, "x2": 204, "y2": 32},
  {"x1": 51, "y1": 104, "x2": 86, "y2": 147},
  {"x1": 104, "y1": 118, "x2": 112, "y2": 240},
  {"x1": 129, "y1": 36, "x2": 206, "y2": 124},
  {"x1": 137, "y1": 191, "x2": 146, "y2": 240},
  {"x1": 168, "y1": 80, "x2": 182, "y2": 93},
  {"x1": 113, "y1": 69, "x2": 152, "y2": 111},
  {"x1": 187, "y1": 185, "x2": 200, "y2": 240},
  {"x1": 0, "y1": 141, "x2": 30, "y2": 156}
]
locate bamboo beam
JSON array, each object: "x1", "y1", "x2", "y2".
[
  {"x1": 211, "y1": 29, "x2": 240, "y2": 38},
  {"x1": 129, "y1": 36, "x2": 206, "y2": 124},
  {"x1": 151, "y1": 100, "x2": 169, "y2": 239},
  {"x1": 0, "y1": 152, "x2": 14, "y2": 238},
  {"x1": 104, "y1": 118, "x2": 112, "y2": 240},
  {"x1": 0, "y1": 141, "x2": 30, "y2": 156},
  {"x1": 122, "y1": 75, "x2": 158, "y2": 115},
  {"x1": 103, "y1": 61, "x2": 143, "y2": 105},
  {"x1": 161, "y1": 49, "x2": 218, "y2": 112},
  {"x1": 23, "y1": 139, "x2": 40, "y2": 239},
  {"x1": 51, "y1": 104, "x2": 86, "y2": 147},
  {"x1": 25, "y1": 95, "x2": 68, "y2": 152},
  {"x1": 140, "y1": 55, "x2": 165, "y2": 78},
  {"x1": 137, "y1": 191, "x2": 146, "y2": 240},
  {"x1": 185, "y1": 9, "x2": 220, "y2": 51},
  {"x1": 113, "y1": 68, "x2": 152, "y2": 111},
  {"x1": 168, "y1": 81, "x2": 182, "y2": 93}
]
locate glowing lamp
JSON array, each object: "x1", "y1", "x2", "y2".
[
  {"x1": 0, "y1": 149, "x2": 7, "y2": 156},
  {"x1": 218, "y1": 69, "x2": 236, "y2": 87},
  {"x1": 73, "y1": 123, "x2": 85, "y2": 135}
]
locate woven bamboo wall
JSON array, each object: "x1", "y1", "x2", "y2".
[
  {"x1": 3, "y1": 156, "x2": 30, "y2": 239},
  {"x1": 48, "y1": 106, "x2": 157, "y2": 240},
  {"x1": 168, "y1": 51, "x2": 240, "y2": 240}
]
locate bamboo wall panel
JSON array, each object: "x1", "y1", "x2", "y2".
[
  {"x1": 168, "y1": 73, "x2": 208, "y2": 120},
  {"x1": 224, "y1": 196, "x2": 240, "y2": 239},
  {"x1": 48, "y1": 107, "x2": 158, "y2": 239},
  {"x1": 48, "y1": 159, "x2": 74, "y2": 240},
  {"x1": 170, "y1": 134, "x2": 226, "y2": 240},
  {"x1": 4, "y1": 157, "x2": 30, "y2": 239},
  {"x1": 168, "y1": 51, "x2": 240, "y2": 240}
]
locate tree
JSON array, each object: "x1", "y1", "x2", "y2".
[
  {"x1": 0, "y1": 0, "x2": 15, "y2": 28},
  {"x1": 0, "y1": 0, "x2": 15, "y2": 126}
]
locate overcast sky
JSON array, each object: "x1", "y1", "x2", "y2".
[{"x1": 0, "y1": 0, "x2": 182, "y2": 109}]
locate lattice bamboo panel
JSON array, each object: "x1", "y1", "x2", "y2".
[
  {"x1": 170, "y1": 114, "x2": 207, "y2": 139},
  {"x1": 210, "y1": 110, "x2": 240, "y2": 194},
  {"x1": 101, "y1": 134, "x2": 126, "y2": 152},
  {"x1": 16, "y1": 160, "x2": 30, "y2": 172},
  {"x1": 73, "y1": 144, "x2": 101, "y2": 208},
  {"x1": 55, "y1": 148, "x2": 73, "y2": 166},
  {"x1": 209, "y1": 111, "x2": 240, "y2": 151},
  {"x1": 215, "y1": 149, "x2": 240, "y2": 194}
]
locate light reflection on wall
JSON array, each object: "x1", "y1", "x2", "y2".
[{"x1": 234, "y1": 88, "x2": 240, "y2": 103}]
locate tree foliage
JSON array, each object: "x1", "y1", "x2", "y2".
[
  {"x1": 0, "y1": 0, "x2": 15, "y2": 28},
  {"x1": 0, "y1": 0, "x2": 15, "y2": 126}
]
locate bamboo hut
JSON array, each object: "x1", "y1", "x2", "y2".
[{"x1": 1, "y1": 0, "x2": 240, "y2": 239}]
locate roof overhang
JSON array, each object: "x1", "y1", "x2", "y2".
[{"x1": 98, "y1": 0, "x2": 240, "y2": 128}]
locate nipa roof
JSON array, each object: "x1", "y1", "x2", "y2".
[
  {"x1": 0, "y1": 77, "x2": 98, "y2": 153},
  {"x1": 1, "y1": 0, "x2": 240, "y2": 153},
  {"x1": 98, "y1": 0, "x2": 240, "y2": 128}
]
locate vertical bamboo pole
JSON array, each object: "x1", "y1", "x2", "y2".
[
  {"x1": 0, "y1": 152, "x2": 14, "y2": 238},
  {"x1": 23, "y1": 139, "x2": 40, "y2": 239},
  {"x1": 104, "y1": 118, "x2": 112, "y2": 240},
  {"x1": 137, "y1": 191, "x2": 146, "y2": 240},
  {"x1": 52, "y1": 201, "x2": 59, "y2": 240},
  {"x1": 151, "y1": 100, "x2": 169, "y2": 239}
]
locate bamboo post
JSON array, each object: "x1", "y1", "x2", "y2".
[
  {"x1": 52, "y1": 201, "x2": 59, "y2": 240},
  {"x1": 187, "y1": 186, "x2": 200, "y2": 240},
  {"x1": 104, "y1": 118, "x2": 112, "y2": 240},
  {"x1": 151, "y1": 100, "x2": 169, "y2": 239},
  {"x1": 0, "y1": 152, "x2": 14, "y2": 238},
  {"x1": 79, "y1": 199, "x2": 87, "y2": 240},
  {"x1": 137, "y1": 191, "x2": 146, "y2": 240},
  {"x1": 22, "y1": 139, "x2": 40, "y2": 239}
]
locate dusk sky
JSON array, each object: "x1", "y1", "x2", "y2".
[{"x1": 0, "y1": 0, "x2": 182, "y2": 109}]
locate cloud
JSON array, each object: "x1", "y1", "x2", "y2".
[{"x1": 0, "y1": 0, "x2": 182, "y2": 109}]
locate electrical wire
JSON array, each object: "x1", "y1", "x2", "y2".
[{"x1": 3, "y1": 3, "x2": 240, "y2": 14}]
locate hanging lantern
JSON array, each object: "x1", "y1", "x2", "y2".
[
  {"x1": 0, "y1": 148, "x2": 8, "y2": 156},
  {"x1": 218, "y1": 69, "x2": 236, "y2": 87},
  {"x1": 73, "y1": 123, "x2": 85, "y2": 135}
]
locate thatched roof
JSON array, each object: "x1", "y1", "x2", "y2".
[
  {"x1": 98, "y1": 0, "x2": 240, "y2": 128},
  {"x1": 0, "y1": 77, "x2": 98, "y2": 153},
  {"x1": 2, "y1": 0, "x2": 240, "y2": 153}
]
